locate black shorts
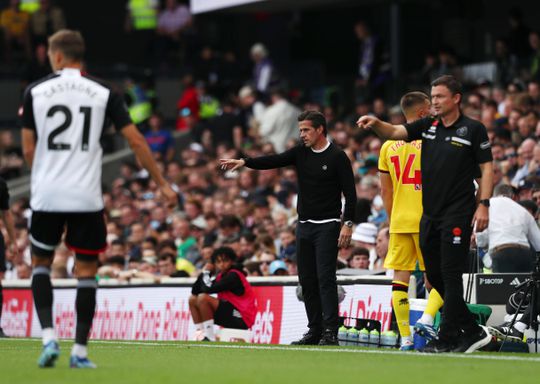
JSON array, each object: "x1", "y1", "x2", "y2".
[
  {"x1": 214, "y1": 300, "x2": 248, "y2": 330},
  {"x1": 0, "y1": 231, "x2": 5, "y2": 273},
  {"x1": 30, "y1": 210, "x2": 107, "y2": 258}
]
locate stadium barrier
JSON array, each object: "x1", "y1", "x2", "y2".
[{"x1": 1, "y1": 276, "x2": 394, "y2": 344}]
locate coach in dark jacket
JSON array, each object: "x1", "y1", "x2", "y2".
[{"x1": 220, "y1": 110, "x2": 357, "y2": 345}]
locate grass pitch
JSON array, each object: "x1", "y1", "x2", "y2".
[{"x1": 1, "y1": 338, "x2": 539, "y2": 384}]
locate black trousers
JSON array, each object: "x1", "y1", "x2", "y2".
[
  {"x1": 491, "y1": 247, "x2": 535, "y2": 273},
  {"x1": 420, "y1": 214, "x2": 478, "y2": 336},
  {"x1": 296, "y1": 221, "x2": 341, "y2": 333}
]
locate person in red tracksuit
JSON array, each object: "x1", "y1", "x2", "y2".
[{"x1": 189, "y1": 247, "x2": 257, "y2": 341}]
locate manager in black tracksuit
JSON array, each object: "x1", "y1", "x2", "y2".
[
  {"x1": 220, "y1": 110, "x2": 357, "y2": 345},
  {"x1": 358, "y1": 75, "x2": 494, "y2": 354}
]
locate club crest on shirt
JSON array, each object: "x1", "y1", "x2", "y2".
[
  {"x1": 456, "y1": 126, "x2": 468, "y2": 137},
  {"x1": 322, "y1": 165, "x2": 327, "y2": 170}
]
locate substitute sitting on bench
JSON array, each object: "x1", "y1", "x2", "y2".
[{"x1": 189, "y1": 247, "x2": 257, "y2": 341}]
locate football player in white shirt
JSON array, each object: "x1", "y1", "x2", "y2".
[{"x1": 20, "y1": 30, "x2": 177, "y2": 369}]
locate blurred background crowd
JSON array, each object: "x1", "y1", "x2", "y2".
[{"x1": 1, "y1": 0, "x2": 540, "y2": 284}]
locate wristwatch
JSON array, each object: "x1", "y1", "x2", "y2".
[
  {"x1": 344, "y1": 220, "x2": 354, "y2": 228},
  {"x1": 479, "y1": 199, "x2": 490, "y2": 207}
]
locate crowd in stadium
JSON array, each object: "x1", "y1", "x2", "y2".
[{"x1": 1, "y1": 2, "x2": 540, "y2": 286}]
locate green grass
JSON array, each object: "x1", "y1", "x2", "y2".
[{"x1": 1, "y1": 339, "x2": 539, "y2": 384}]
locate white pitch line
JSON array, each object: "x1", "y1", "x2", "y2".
[{"x1": 5, "y1": 338, "x2": 537, "y2": 363}]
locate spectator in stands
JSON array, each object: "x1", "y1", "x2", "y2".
[
  {"x1": 238, "y1": 85, "x2": 265, "y2": 133},
  {"x1": 250, "y1": 42, "x2": 275, "y2": 94},
  {"x1": 258, "y1": 250, "x2": 276, "y2": 277},
  {"x1": 476, "y1": 184, "x2": 540, "y2": 272},
  {"x1": 124, "y1": 0, "x2": 158, "y2": 65},
  {"x1": 348, "y1": 247, "x2": 370, "y2": 270},
  {"x1": 1, "y1": 0, "x2": 31, "y2": 63},
  {"x1": 172, "y1": 216, "x2": 200, "y2": 265},
  {"x1": 529, "y1": 30, "x2": 540, "y2": 81},
  {"x1": 202, "y1": 99, "x2": 243, "y2": 150},
  {"x1": 155, "y1": 0, "x2": 191, "y2": 65},
  {"x1": 29, "y1": 0, "x2": 65, "y2": 45},
  {"x1": 374, "y1": 226, "x2": 389, "y2": 271},
  {"x1": 189, "y1": 247, "x2": 257, "y2": 341},
  {"x1": 351, "y1": 222, "x2": 377, "y2": 265},
  {"x1": 512, "y1": 138, "x2": 536, "y2": 185},
  {"x1": 144, "y1": 112, "x2": 175, "y2": 162},
  {"x1": 258, "y1": 87, "x2": 301, "y2": 153},
  {"x1": 158, "y1": 252, "x2": 188, "y2": 277},
  {"x1": 269, "y1": 259, "x2": 288, "y2": 276},
  {"x1": 175, "y1": 74, "x2": 199, "y2": 131},
  {"x1": 354, "y1": 21, "x2": 385, "y2": 101},
  {"x1": 238, "y1": 232, "x2": 257, "y2": 262}
]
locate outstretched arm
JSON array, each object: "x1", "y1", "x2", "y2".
[{"x1": 357, "y1": 115, "x2": 409, "y2": 140}]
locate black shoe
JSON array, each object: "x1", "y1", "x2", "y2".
[
  {"x1": 291, "y1": 329, "x2": 321, "y2": 345},
  {"x1": 318, "y1": 330, "x2": 339, "y2": 346},
  {"x1": 487, "y1": 325, "x2": 523, "y2": 342},
  {"x1": 452, "y1": 325, "x2": 493, "y2": 353},
  {"x1": 0, "y1": 328, "x2": 8, "y2": 338},
  {"x1": 419, "y1": 337, "x2": 454, "y2": 353}
]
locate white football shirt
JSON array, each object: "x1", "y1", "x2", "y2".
[{"x1": 20, "y1": 68, "x2": 132, "y2": 212}]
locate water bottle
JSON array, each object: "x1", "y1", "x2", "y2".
[
  {"x1": 368, "y1": 329, "x2": 380, "y2": 348},
  {"x1": 347, "y1": 327, "x2": 359, "y2": 346},
  {"x1": 359, "y1": 328, "x2": 370, "y2": 347},
  {"x1": 338, "y1": 326, "x2": 348, "y2": 346},
  {"x1": 382, "y1": 330, "x2": 398, "y2": 349}
]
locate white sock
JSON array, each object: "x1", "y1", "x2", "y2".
[
  {"x1": 42, "y1": 328, "x2": 57, "y2": 346},
  {"x1": 514, "y1": 322, "x2": 527, "y2": 333},
  {"x1": 195, "y1": 323, "x2": 203, "y2": 331},
  {"x1": 71, "y1": 343, "x2": 88, "y2": 358},
  {"x1": 418, "y1": 314, "x2": 434, "y2": 326},
  {"x1": 401, "y1": 336, "x2": 413, "y2": 344},
  {"x1": 203, "y1": 319, "x2": 215, "y2": 341}
]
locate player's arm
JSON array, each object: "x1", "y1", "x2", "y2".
[
  {"x1": 121, "y1": 124, "x2": 177, "y2": 206},
  {"x1": 472, "y1": 161, "x2": 493, "y2": 232},
  {"x1": 21, "y1": 128, "x2": 36, "y2": 168},
  {"x1": 379, "y1": 172, "x2": 394, "y2": 223},
  {"x1": 356, "y1": 116, "x2": 408, "y2": 140}
]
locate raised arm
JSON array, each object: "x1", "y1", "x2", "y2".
[{"x1": 357, "y1": 115, "x2": 409, "y2": 140}]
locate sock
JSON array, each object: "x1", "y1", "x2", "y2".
[
  {"x1": 401, "y1": 335, "x2": 413, "y2": 345},
  {"x1": 514, "y1": 322, "x2": 527, "y2": 333},
  {"x1": 421, "y1": 288, "x2": 444, "y2": 325},
  {"x1": 392, "y1": 281, "x2": 411, "y2": 338},
  {"x1": 31, "y1": 266, "x2": 54, "y2": 331},
  {"x1": 203, "y1": 319, "x2": 215, "y2": 341},
  {"x1": 195, "y1": 323, "x2": 203, "y2": 331},
  {"x1": 71, "y1": 343, "x2": 88, "y2": 358},
  {"x1": 42, "y1": 328, "x2": 56, "y2": 345},
  {"x1": 75, "y1": 278, "x2": 97, "y2": 346}
]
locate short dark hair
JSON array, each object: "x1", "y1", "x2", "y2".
[
  {"x1": 48, "y1": 29, "x2": 85, "y2": 61},
  {"x1": 400, "y1": 91, "x2": 430, "y2": 113},
  {"x1": 431, "y1": 75, "x2": 463, "y2": 96},
  {"x1": 211, "y1": 247, "x2": 237, "y2": 264},
  {"x1": 158, "y1": 252, "x2": 176, "y2": 265},
  {"x1": 298, "y1": 110, "x2": 327, "y2": 136},
  {"x1": 351, "y1": 247, "x2": 369, "y2": 257}
]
